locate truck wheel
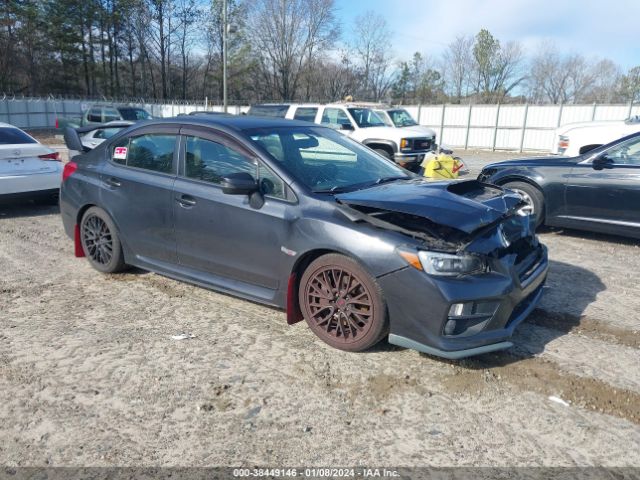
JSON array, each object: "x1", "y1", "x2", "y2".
[
  {"x1": 299, "y1": 254, "x2": 388, "y2": 352},
  {"x1": 373, "y1": 148, "x2": 392, "y2": 160}
]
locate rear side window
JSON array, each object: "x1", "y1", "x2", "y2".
[
  {"x1": 293, "y1": 107, "x2": 318, "y2": 122},
  {"x1": 0, "y1": 127, "x2": 37, "y2": 145},
  {"x1": 248, "y1": 105, "x2": 289, "y2": 118},
  {"x1": 111, "y1": 134, "x2": 176, "y2": 174}
]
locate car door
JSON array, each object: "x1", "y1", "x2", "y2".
[
  {"x1": 100, "y1": 125, "x2": 179, "y2": 264},
  {"x1": 564, "y1": 135, "x2": 640, "y2": 229},
  {"x1": 172, "y1": 127, "x2": 296, "y2": 297},
  {"x1": 320, "y1": 107, "x2": 355, "y2": 135}
]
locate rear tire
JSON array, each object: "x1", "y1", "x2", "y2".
[
  {"x1": 503, "y1": 181, "x2": 545, "y2": 226},
  {"x1": 299, "y1": 254, "x2": 388, "y2": 352},
  {"x1": 80, "y1": 207, "x2": 127, "y2": 273}
]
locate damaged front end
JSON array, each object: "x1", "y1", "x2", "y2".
[{"x1": 336, "y1": 179, "x2": 548, "y2": 359}]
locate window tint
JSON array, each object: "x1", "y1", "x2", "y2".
[
  {"x1": 111, "y1": 134, "x2": 175, "y2": 173},
  {"x1": 320, "y1": 108, "x2": 351, "y2": 129},
  {"x1": 88, "y1": 108, "x2": 102, "y2": 123},
  {"x1": 0, "y1": 127, "x2": 37, "y2": 145},
  {"x1": 293, "y1": 107, "x2": 318, "y2": 122},
  {"x1": 185, "y1": 136, "x2": 286, "y2": 199},
  {"x1": 185, "y1": 136, "x2": 255, "y2": 184},
  {"x1": 606, "y1": 136, "x2": 640, "y2": 165}
]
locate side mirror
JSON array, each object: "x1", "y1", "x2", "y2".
[
  {"x1": 592, "y1": 155, "x2": 614, "y2": 170},
  {"x1": 579, "y1": 144, "x2": 602, "y2": 155},
  {"x1": 221, "y1": 171, "x2": 259, "y2": 195},
  {"x1": 339, "y1": 123, "x2": 354, "y2": 131}
]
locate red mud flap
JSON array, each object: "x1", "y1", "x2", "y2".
[
  {"x1": 74, "y1": 224, "x2": 85, "y2": 258},
  {"x1": 286, "y1": 273, "x2": 303, "y2": 325}
]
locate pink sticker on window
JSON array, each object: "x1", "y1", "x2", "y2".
[{"x1": 113, "y1": 146, "x2": 128, "y2": 160}]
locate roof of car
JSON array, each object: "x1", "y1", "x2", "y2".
[{"x1": 147, "y1": 115, "x2": 318, "y2": 131}]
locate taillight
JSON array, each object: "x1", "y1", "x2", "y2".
[
  {"x1": 39, "y1": 152, "x2": 61, "y2": 161},
  {"x1": 62, "y1": 161, "x2": 78, "y2": 182},
  {"x1": 55, "y1": 118, "x2": 59, "y2": 129}
]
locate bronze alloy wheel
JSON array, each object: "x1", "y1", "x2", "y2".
[{"x1": 299, "y1": 254, "x2": 388, "y2": 352}]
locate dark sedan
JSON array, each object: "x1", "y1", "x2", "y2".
[
  {"x1": 60, "y1": 116, "x2": 547, "y2": 359},
  {"x1": 478, "y1": 132, "x2": 640, "y2": 239}
]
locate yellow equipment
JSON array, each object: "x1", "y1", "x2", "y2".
[{"x1": 420, "y1": 153, "x2": 464, "y2": 179}]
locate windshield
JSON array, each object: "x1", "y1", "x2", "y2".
[
  {"x1": 347, "y1": 108, "x2": 386, "y2": 128},
  {"x1": 0, "y1": 127, "x2": 37, "y2": 145},
  {"x1": 388, "y1": 109, "x2": 418, "y2": 127},
  {"x1": 245, "y1": 126, "x2": 411, "y2": 193},
  {"x1": 118, "y1": 108, "x2": 152, "y2": 121}
]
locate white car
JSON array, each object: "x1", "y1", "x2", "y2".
[
  {"x1": 247, "y1": 103, "x2": 436, "y2": 170},
  {"x1": 553, "y1": 116, "x2": 640, "y2": 156},
  {"x1": 0, "y1": 123, "x2": 62, "y2": 204},
  {"x1": 67, "y1": 121, "x2": 134, "y2": 158}
]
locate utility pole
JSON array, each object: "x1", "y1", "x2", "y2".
[{"x1": 222, "y1": 0, "x2": 228, "y2": 113}]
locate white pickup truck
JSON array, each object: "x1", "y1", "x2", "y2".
[
  {"x1": 247, "y1": 103, "x2": 436, "y2": 170},
  {"x1": 553, "y1": 116, "x2": 640, "y2": 156}
]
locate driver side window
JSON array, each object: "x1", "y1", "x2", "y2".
[
  {"x1": 184, "y1": 136, "x2": 287, "y2": 199},
  {"x1": 605, "y1": 137, "x2": 640, "y2": 165}
]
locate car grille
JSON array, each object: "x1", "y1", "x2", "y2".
[{"x1": 411, "y1": 138, "x2": 432, "y2": 151}]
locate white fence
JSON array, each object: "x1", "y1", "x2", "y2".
[
  {"x1": 404, "y1": 103, "x2": 640, "y2": 152},
  {"x1": 1, "y1": 97, "x2": 638, "y2": 152}
]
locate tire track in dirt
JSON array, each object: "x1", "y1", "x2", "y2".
[
  {"x1": 526, "y1": 309, "x2": 640, "y2": 349},
  {"x1": 440, "y1": 352, "x2": 640, "y2": 425}
]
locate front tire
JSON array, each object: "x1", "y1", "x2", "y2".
[
  {"x1": 503, "y1": 181, "x2": 545, "y2": 226},
  {"x1": 80, "y1": 207, "x2": 127, "y2": 273},
  {"x1": 299, "y1": 254, "x2": 388, "y2": 352}
]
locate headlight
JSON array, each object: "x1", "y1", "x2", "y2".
[
  {"x1": 397, "y1": 248, "x2": 487, "y2": 277},
  {"x1": 400, "y1": 138, "x2": 410, "y2": 150},
  {"x1": 418, "y1": 251, "x2": 486, "y2": 276}
]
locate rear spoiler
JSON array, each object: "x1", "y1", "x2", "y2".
[{"x1": 63, "y1": 122, "x2": 134, "y2": 154}]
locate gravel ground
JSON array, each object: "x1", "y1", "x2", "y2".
[{"x1": 0, "y1": 149, "x2": 639, "y2": 469}]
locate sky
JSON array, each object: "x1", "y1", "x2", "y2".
[{"x1": 337, "y1": 0, "x2": 639, "y2": 70}]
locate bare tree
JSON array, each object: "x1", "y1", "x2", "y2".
[
  {"x1": 248, "y1": 0, "x2": 339, "y2": 101},
  {"x1": 442, "y1": 35, "x2": 474, "y2": 103},
  {"x1": 350, "y1": 10, "x2": 391, "y2": 100}
]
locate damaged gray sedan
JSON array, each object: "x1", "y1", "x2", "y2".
[{"x1": 60, "y1": 116, "x2": 548, "y2": 359}]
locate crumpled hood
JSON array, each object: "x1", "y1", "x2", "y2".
[{"x1": 336, "y1": 179, "x2": 523, "y2": 234}]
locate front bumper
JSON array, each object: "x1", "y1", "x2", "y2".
[
  {"x1": 379, "y1": 245, "x2": 548, "y2": 359},
  {"x1": 393, "y1": 150, "x2": 432, "y2": 164}
]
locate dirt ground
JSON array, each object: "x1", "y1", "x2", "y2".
[{"x1": 0, "y1": 148, "x2": 639, "y2": 469}]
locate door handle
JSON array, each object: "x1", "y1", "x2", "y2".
[
  {"x1": 105, "y1": 177, "x2": 121, "y2": 188},
  {"x1": 176, "y1": 194, "x2": 196, "y2": 207}
]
